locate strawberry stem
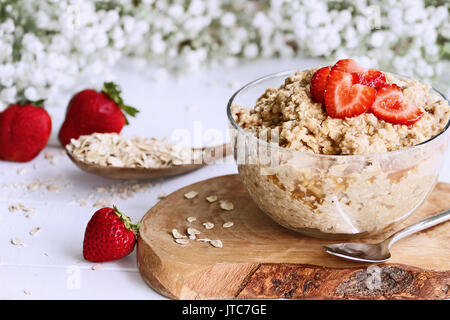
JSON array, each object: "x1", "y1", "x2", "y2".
[
  {"x1": 113, "y1": 205, "x2": 140, "y2": 235},
  {"x1": 102, "y1": 82, "x2": 139, "y2": 125},
  {"x1": 16, "y1": 98, "x2": 46, "y2": 108}
]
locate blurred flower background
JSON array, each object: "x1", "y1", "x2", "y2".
[{"x1": 0, "y1": 0, "x2": 449, "y2": 109}]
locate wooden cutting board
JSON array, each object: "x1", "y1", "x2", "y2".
[{"x1": 137, "y1": 174, "x2": 450, "y2": 300}]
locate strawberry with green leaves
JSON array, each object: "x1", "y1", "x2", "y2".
[
  {"x1": 83, "y1": 206, "x2": 140, "y2": 262},
  {"x1": 58, "y1": 82, "x2": 139, "y2": 146}
]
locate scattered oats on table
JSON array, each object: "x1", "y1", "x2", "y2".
[
  {"x1": 223, "y1": 222, "x2": 234, "y2": 228},
  {"x1": 92, "y1": 264, "x2": 103, "y2": 271},
  {"x1": 187, "y1": 227, "x2": 201, "y2": 235},
  {"x1": 202, "y1": 222, "x2": 214, "y2": 229},
  {"x1": 46, "y1": 184, "x2": 60, "y2": 192},
  {"x1": 8, "y1": 204, "x2": 24, "y2": 212},
  {"x1": 44, "y1": 151, "x2": 54, "y2": 159},
  {"x1": 66, "y1": 133, "x2": 195, "y2": 168},
  {"x1": 8, "y1": 204, "x2": 35, "y2": 214},
  {"x1": 77, "y1": 198, "x2": 89, "y2": 207},
  {"x1": 219, "y1": 200, "x2": 234, "y2": 211},
  {"x1": 92, "y1": 198, "x2": 114, "y2": 207},
  {"x1": 158, "y1": 192, "x2": 168, "y2": 199},
  {"x1": 25, "y1": 212, "x2": 35, "y2": 220},
  {"x1": 27, "y1": 183, "x2": 39, "y2": 191},
  {"x1": 187, "y1": 216, "x2": 197, "y2": 223},
  {"x1": 175, "y1": 238, "x2": 189, "y2": 245},
  {"x1": 206, "y1": 195, "x2": 218, "y2": 203},
  {"x1": 172, "y1": 229, "x2": 186, "y2": 239},
  {"x1": 184, "y1": 191, "x2": 198, "y2": 199},
  {"x1": 29, "y1": 227, "x2": 41, "y2": 236},
  {"x1": 11, "y1": 237, "x2": 24, "y2": 246},
  {"x1": 210, "y1": 240, "x2": 223, "y2": 248}
]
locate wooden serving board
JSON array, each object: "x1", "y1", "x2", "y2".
[{"x1": 137, "y1": 174, "x2": 450, "y2": 300}]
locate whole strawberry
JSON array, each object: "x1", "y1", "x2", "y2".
[
  {"x1": 0, "y1": 102, "x2": 52, "y2": 162},
  {"x1": 58, "y1": 82, "x2": 139, "y2": 146},
  {"x1": 83, "y1": 206, "x2": 140, "y2": 262}
]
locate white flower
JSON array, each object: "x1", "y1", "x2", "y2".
[
  {"x1": 0, "y1": 19, "x2": 15, "y2": 34},
  {"x1": 0, "y1": 0, "x2": 447, "y2": 109},
  {"x1": 253, "y1": 12, "x2": 273, "y2": 36},
  {"x1": 221, "y1": 12, "x2": 236, "y2": 27},
  {"x1": 24, "y1": 87, "x2": 39, "y2": 101},
  {"x1": 0, "y1": 63, "x2": 15, "y2": 87},
  {"x1": 243, "y1": 43, "x2": 259, "y2": 59},
  {"x1": 168, "y1": 4, "x2": 184, "y2": 19},
  {"x1": 0, "y1": 87, "x2": 17, "y2": 104},
  {"x1": 370, "y1": 31, "x2": 385, "y2": 48},
  {"x1": 307, "y1": 11, "x2": 327, "y2": 28},
  {"x1": 189, "y1": 0, "x2": 205, "y2": 16},
  {"x1": 150, "y1": 33, "x2": 166, "y2": 54}
]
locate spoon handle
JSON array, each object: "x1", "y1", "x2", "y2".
[{"x1": 385, "y1": 209, "x2": 450, "y2": 248}]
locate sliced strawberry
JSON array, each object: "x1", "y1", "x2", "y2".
[
  {"x1": 331, "y1": 59, "x2": 365, "y2": 74},
  {"x1": 310, "y1": 66, "x2": 331, "y2": 104},
  {"x1": 352, "y1": 69, "x2": 386, "y2": 90},
  {"x1": 370, "y1": 84, "x2": 423, "y2": 125},
  {"x1": 324, "y1": 70, "x2": 376, "y2": 119}
]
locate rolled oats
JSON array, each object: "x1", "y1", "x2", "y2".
[
  {"x1": 184, "y1": 191, "x2": 198, "y2": 199},
  {"x1": 29, "y1": 227, "x2": 41, "y2": 236},
  {"x1": 172, "y1": 229, "x2": 186, "y2": 239},
  {"x1": 66, "y1": 133, "x2": 195, "y2": 168},
  {"x1": 11, "y1": 237, "x2": 24, "y2": 246},
  {"x1": 222, "y1": 222, "x2": 234, "y2": 228},
  {"x1": 187, "y1": 216, "x2": 197, "y2": 223},
  {"x1": 202, "y1": 222, "x2": 214, "y2": 229},
  {"x1": 92, "y1": 264, "x2": 103, "y2": 271},
  {"x1": 187, "y1": 227, "x2": 201, "y2": 235},
  {"x1": 219, "y1": 200, "x2": 234, "y2": 211},
  {"x1": 175, "y1": 238, "x2": 189, "y2": 245},
  {"x1": 206, "y1": 195, "x2": 218, "y2": 203},
  {"x1": 210, "y1": 240, "x2": 223, "y2": 248}
]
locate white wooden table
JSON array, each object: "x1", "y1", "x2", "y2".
[{"x1": 1, "y1": 58, "x2": 449, "y2": 299}]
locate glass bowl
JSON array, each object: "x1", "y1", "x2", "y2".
[{"x1": 227, "y1": 70, "x2": 450, "y2": 239}]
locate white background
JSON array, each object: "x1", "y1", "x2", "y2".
[{"x1": 0, "y1": 58, "x2": 449, "y2": 299}]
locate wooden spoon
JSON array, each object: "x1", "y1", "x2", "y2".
[{"x1": 66, "y1": 143, "x2": 232, "y2": 180}]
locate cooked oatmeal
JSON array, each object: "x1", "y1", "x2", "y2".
[
  {"x1": 230, "y1": 68, "x2": 450, "y2": 236},
  {"x1": 232, "y1": 70, "x2": 450, "y2": 155}
]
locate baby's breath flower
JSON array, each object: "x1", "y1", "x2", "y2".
[{"x1": 0, "y1": 0, "x2": 448, "y2": 110}]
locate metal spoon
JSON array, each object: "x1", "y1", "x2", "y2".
[
  {"x1": 323, "y1": 209, "x2": 450, "y2": 263},
  {"x1": 66, "y1": 143, "x2": 231, "y2": 180}
]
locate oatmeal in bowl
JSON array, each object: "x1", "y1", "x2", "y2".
[{"x1": 227, "y1": 59, "x2": 450, "y2": 239}]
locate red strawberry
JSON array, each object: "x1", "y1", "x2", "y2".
[
  {"x1": 310, "y1": 66, "x2": 331, "y2": 104},
  {"x1": 324, "y1": 69, "x2": 377, "y2": 119},
  {"x1": 83, "y1": 206, "x2": 140, "y2": 262},
  {"x1": 352, "y1": 69, "x2": 386, "y2": 90},
  {"x1": 58, "y1": 82, "x2": 139, "y2": 146},
  {"x1": 0, "y1": 102, "x2": 52, "y2": 162},
  {"x1": 331, "y1": 59, "x2": 365, "y2": 74},
  {"x1": 370, "y1": 84, "x2": 423, "y2": 125}
]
